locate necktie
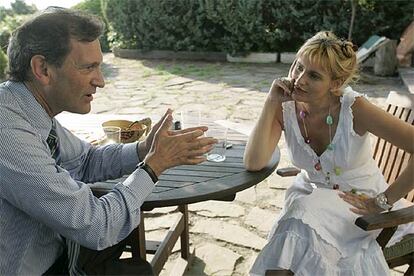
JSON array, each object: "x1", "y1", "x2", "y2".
[
  {"x1": 46, "y1": 122, "x2": 60, "y2": 163},
  {"x1": 47, "y1": 122, "x2": 84, "y2": 275}
]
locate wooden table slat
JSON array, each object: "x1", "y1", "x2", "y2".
[
  {"x1": 163, "y1": 170, "x2": 234, "y2": 178},
  {"x1": 170, "y1": 165, "x2": 244, "y2": 173},
  {"x1": 158, "y1": 174, "x2": 214, "y2": 182},
  {"x1": 156, "y1": 181, "x2": 194, "y2": 188},
  {"x1": 153, "y1": 186, "x2": 174, "y2": 193}
]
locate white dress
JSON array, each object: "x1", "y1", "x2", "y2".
[{"x1": 250, "y1": 88, "x2": 414, "y2": 276}]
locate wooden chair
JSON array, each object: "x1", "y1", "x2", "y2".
[
  {"x1": 355, "y1": 91, "x2": 414, "y2": 275},
  {"x1": 270, "y1": 91, "x2": 414, "y2": 275}
]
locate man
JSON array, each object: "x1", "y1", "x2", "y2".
[{"x1": 0, "y1": 7, "x2": 216, "y2": 275}]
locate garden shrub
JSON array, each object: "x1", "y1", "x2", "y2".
[
  {"x1": 0, "y1": 14, "x2": 31, "y2": 52},
  {"x1": 0, "y1": 0, "x2": 37, "y2": 51},
  {"x1": 105, "y1": 0, "x2": 414, "y2": 54},
  {"x1": 0, "y1": 47, "x2": 7, "y2": 80},
  {"x1": 73, "y1": 0, "x2": 111, "y2": 52}
]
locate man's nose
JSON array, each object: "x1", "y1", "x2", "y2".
[{"x1": 92, "y1": 69, "x2": 105, "y2": 88}]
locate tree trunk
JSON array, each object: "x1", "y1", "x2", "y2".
[{"x1": 348, "y1": 0, "x2": 357, "y2": 41}]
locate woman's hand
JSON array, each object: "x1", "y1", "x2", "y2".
[
  {"x1": 268, "y1": 77, "x2": 295, "y2": 102},
  {"x1": 339, "y1": 191, "x2": 383, "y2": 215},
  {"x1": 268, "y1": 59, "x2": 297, "y2": 102}
]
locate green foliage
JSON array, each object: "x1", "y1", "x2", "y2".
[
  {"x1": 107, "y1": 0, "x2": 205, "y2": 50},
  {"x1": 352, "y1": 0, "x2": 414, "y2": 43},
  {"x1": 73, "y1": 0, "x2": 111, "y2": 52},
  {"x1": 207, "y1": 0, "x2": 272, "y2": 55},
  {"x1": 0, "y1": 0, "x2": 37, "y2": 51},
  {"x1": 0, "y1": 6, "x2": 13, "y2": 21},
  {"x1": 106, "y1": 0, "x2": 414, "y2": 53},
  {"x1": 261, "y1": 0, "x2": 353, "y2": 51},
  {"x1": 73, "y1": 0, "x2": 102, "y2": 13},
  {"x1": 10, "y1": 0, "x2": 36, "y2": 15},
  {"x1": 0, "y1": 47, "x2": 7, "y2": 80},
  {"x1": 0, "y1": 14, "x2": 31, "y2": 52}
]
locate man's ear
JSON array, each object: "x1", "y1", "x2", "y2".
[{"x1": 30, "y1": 55, "x2": 53, "y2": 85}]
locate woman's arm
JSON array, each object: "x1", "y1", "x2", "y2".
[
  {"x1": 243, "y1": 78, "x2": 293, "y2": 171},
  {"x1": 353, "y1": 97, "x2": 414, "y2": 153},
  {"x1": 339, "y1": 97, "x2": 414, "y2": 214},
  {"x1": 354, "y1": 97, "x2": 414, "y2": 202},
  {"x1": 243, "y1": 93, "x2": 282, "y2": 171},
  {"x1": 244, "y1": 61, "x2": 297, "y2": 171},
  {"x1": 385, "y1": 156, "x2": 414, "y2": 205}
]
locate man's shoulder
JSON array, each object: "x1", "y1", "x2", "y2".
[
  {"x1": 0, "y1": 82, "x2": 29, "y2": 129},
  {"x1": 0, "y1": 81, "x2": 14, "y2": 102}
]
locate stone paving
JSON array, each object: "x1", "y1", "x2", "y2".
[{"x1": 97, "y1": 53, "x2": 410, "y2": 275}]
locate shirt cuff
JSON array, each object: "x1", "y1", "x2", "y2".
[
  {"x1": 121, "y1": 142, "x2": 139, "y2": 174},
  {"x1": 117, "y1": 168, "x2": 155, "y2": 207}
]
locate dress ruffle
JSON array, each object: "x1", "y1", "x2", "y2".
[
  {"x1": 250, "y1": 219, "x2": 389, "y2": 276},
  {"x1": 341, "y1": 87, "x2": 368, "y2": 137}
]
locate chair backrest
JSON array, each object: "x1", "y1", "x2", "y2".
[{"x1": 372, "y1": 91, "x2": 414, "y2": 201}]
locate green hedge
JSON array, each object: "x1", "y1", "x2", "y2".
[
  {"x1": 0, "y1": 47, "x2": 7, "y2": 80},
  {"x1": 73, "y1": 0, "x2": 111, "y2": 52},
  {"x1": 0, "y1": 14, "x2": 31, "y2": 52},
  {"x1": 105, "y1": 0, "x2": 414, "y2": 54}
]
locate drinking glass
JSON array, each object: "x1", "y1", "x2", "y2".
[
  {"x1": 205, "y1": 126, "x2": 228, "y2": 162},
  {"x1": 179, "y1": 109, "x2": 202, "y2": 129},
  {"x1": 100, "y1": 126, "x2": 121, "y2": 146}
]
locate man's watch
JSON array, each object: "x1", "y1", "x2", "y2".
[
  {"x1": 375, "y1": 192, "x2": 392, "y2": 211},
  {"x1": 137, "y1": 161, "x2": 158, "y2": 183}
]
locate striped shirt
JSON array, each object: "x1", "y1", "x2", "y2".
[{"x1": 0, "y1": 81, "x2": 155, "y2": 275}]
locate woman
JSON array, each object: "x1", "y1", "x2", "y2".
[{"x1": 244, "y1": 31, "x2": 414, "y2": 275}]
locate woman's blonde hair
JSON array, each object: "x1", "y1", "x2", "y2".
[{"x1": 296, "y1": 31, "x2": 359, "y2": 96}]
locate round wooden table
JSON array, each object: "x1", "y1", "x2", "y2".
[
  {"x1": 92, "y1": 143, "x2": 279, "y2": 210},
  {"x1": 56, "y1": 112, "x2": 280, "y2": 275},
  {"x1": 90, "y1": 143, "x2": 280, "y2": 275}
]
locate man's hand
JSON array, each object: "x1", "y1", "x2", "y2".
[
  {"x1": 142, "y1": 112, "x2": 217, "y2": 177},
  {"x1": 137, "y1": 109, "x2": 172, "y2": 160}
]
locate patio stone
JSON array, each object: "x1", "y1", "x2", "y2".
[
  {"x1": 235, "y1": 186, "x2": 261, "y2": 205},
  {"x1": 188, "y1": 201, "x2": 245, "y2": 218},
  {"x1": 164, "y1": 77, "x2": 194, "y2": 87},
  {"x1": 149, "y1": 206, "x2": 178, "y2": 214},
  {"x1": 242, "y1": 254, "x2": 259, "y2": 275},
  {"x1": 144, "y1": 213, "x2": 182, "y2": 231},
  {"x1": 193, "y1": 243, "x2": 241, "y2": 275},
  {"x1": 245, "y1": 207, "x2": 280, "y2": 233},
  {"x1": 191, "y1": 220, "x2": 267, "y2": 250}
]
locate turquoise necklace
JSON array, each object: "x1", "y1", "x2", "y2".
[{"x1": 299, "y1": 101, "x2": 342, "y2": 189}]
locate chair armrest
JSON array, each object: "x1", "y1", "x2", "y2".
[
  {"x1": 276, "y1": 167, "x2": 301, "y2": 177},
  {"x1": 355, "y1": 205, "x2": 414, "y2": 231}
]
